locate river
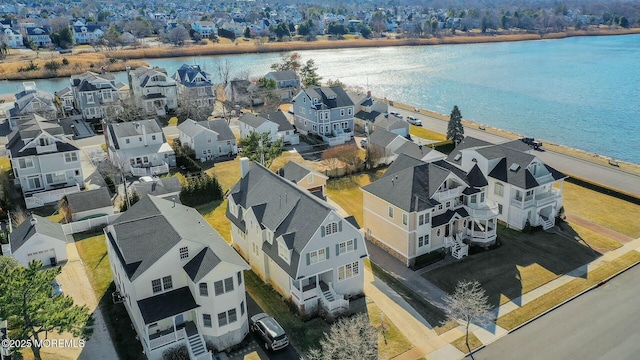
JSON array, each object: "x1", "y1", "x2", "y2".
[{"x1": 1, "y1": 34, "x2": 638, "y2": 164}]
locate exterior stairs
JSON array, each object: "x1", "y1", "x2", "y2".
[
  {"x1": 322, "y1": 290, "x2": 335, "y2": 302},
  {"x1": 540, "y1": 215, "x2": 555, "y2": 230},
  {"x1": 187, "y1": 333, "x2": 207, "y2": 358},
  {"x1": 446, "y1": 233, "x2": 469, "y2": 260}
]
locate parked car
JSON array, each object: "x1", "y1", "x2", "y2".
[
  {"x1": 520, "y1": 137, "x2": 542, "y2": 149},
  {"x1": 250, "y1": 313, "x2": 289, "y2": 351},
  {"x1": 360, "y1": 139, "x2": 368, "y2": 147},
  {"x1": 407, "y1": 116, "x2": 422, "y2": 126},
  {"x1": 52, "y1": 279, "x2": 63, "y2": 297}
]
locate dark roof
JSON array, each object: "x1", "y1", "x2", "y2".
[
  {"x1": 227, "y1": 162, "x2": 338, "y2": 278},
  {"x1": 302, "y1": 86, "x2": 354, "y2": 110},
  {"x1": 10, "y1": 215, "x2": 66, "y2": 253},
  {"x1": 237, "y1": 113, "x2": 267, "y2": 129},
  {"x1": 5, "y1": 119, "x2": 78, "y2": 158},
  {"x1": 261, "y1": 111, "x2": 294, "y2": 132},
  {"x1": 109, "y1": 195, "x2": 247, "y2": 281},
  {"x1": 132, "y1": 176, "x2": 181, "y2": 199},
  {"x1": 394, "y1": 141, "x2": 438, "y2": 160},
  {"x1": 277, "y1": 161, "x2": 313, "y2": 184},
  {"x1": 369, "y1": 129, "x2": 404, "y2": 148},
  {"x1": 354, "y1": 110, "x2": 382, "y2": 122},
  {"x1": 374, "y1": 116, "x2": 409, "y2": 131},
  {"x1": 197, "y1": 119, "x2": 236, "y2": 141},
  {"x1": 344, "y1": 215, "x2": 360, "y2": 230},
  {"x1": 265, "y1": 71, "x2": 299, "y2": 81},
  {"x1": 183, "y1": 248, "x2": 221, "y2": 283},
  {"x1": 65, "y1": 188, "x2": 112, "y2": 214},
  {"x1": 137, "y1": 287, "x2": 199, "y2": 324},
  {"x1": 173, "y1": 64, "x2": 213, "y2": 88},
  {"x1": 446, "y1": 136, "x2": 492, "y2": 165},
  {"x1": 432, "y1": 208, "x2": 469, "y2": 227}
]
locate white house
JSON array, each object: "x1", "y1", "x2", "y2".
[
  {"x1": 191, "y1": 21, "x2": 217, "y2": 38},
  {"x1": 367, "y1": 129, "x2": 445, "y2": 166},
  {"x1": 127, "y1": 66, "x2": 178, "y2": 116},
  {"x1": 177, "y1": 119, "x2": 237, "y2": 160},
  {"x1": 3, "y1": 215, "x2": 68, "y2": 267},
  {"x1": 447, "y1": 137, "x2": 567, "y2": 230},
  {"x1": 25, "y1": 27, "x2": 52, "y2": 47},
  {"x1": 292, "y1": 86, "x2": 354, "y2": 146},
  {"x1": 1, "y1": 27, "x2": 23, "y2": 48},
  {"x1": 105, "y1": 195, "x2": 250, "y2": 359},
  {"x1": 105, "y1": 119, "x2": 175, "y2": 176},
  {"x1": 8, "y1": 83, "x2": 57, "y2": 129},
  {"x1": 5, "y1": 116, "x2": 83, "y2": 209},
  {"x1": 73, "y1": 24, "x2": 104, "y2": 44},
  {"x1": 237, "y1": 111, "x2": 299, "y2": 145},
  {"x1": 173, "y1": 64, "x2": 216, "y2": 108},
  {"x1": 64, "y1": 187, "x2": 114, "y2": 221},
  {"x1": 227, "y1": 159, "x2": 368, "y2": 316}
]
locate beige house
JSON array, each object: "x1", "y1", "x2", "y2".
[{"x1": 277, "y1": 161, "x2": 328, "y2": 199}]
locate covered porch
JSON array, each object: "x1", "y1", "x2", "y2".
[{"x1": 291, "y1": 271, "x2": 348, "y2": 316}]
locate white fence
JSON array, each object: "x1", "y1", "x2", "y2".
[{"x1": 61, "y1": 214, "x2": 121, "y2": 235}]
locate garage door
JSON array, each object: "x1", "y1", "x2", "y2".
[{"x1": 27, "y1": 248, "x2": 56, "y2": 266}]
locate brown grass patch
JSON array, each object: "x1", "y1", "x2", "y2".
[
  {"x1": 451, "y1": 332, "x2": 483, "y2": 353},
  {"x1": 367, "y1": 301, "x2": 414, "y2": 360}
]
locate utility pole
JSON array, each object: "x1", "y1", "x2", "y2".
[{"x1": 259, "y1": 139, "x2": 265, "y2": 165}]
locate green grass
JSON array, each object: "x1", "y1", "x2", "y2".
[
  {"x1": 562, "y1": 182, "x2": 640, "y2": 238},
  {"x1": 326, "y1": 169, "x2": 387, "y2": 225},
  {"x1": 74, "y1": 232, "x2": 144, "y2": 360},
  {"x1": 409, "y1": 125, "x2": 447, "y2": 141},
  {"x1": 451, "y1": 332, "x2": 483, "y2": 353},
  {"x1": 367, "y1": 301, "x2": 414, "y2": 359},
  {"x1": 497, "y1": 251, "x2": 640, "y2": 330},
  {"x1": 197, "y1": 199, "x2": 231, "y2": 243},
  {"x1": 424, "y1": 225, "x2": 599, "y2": 307}
]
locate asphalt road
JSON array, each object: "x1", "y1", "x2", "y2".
[
  {"x1": 389, "y1": 106, "x2": 640, "y2": 197},
  {"x1": 473, "y1": 264, "x2": 640, "y2": 360}
]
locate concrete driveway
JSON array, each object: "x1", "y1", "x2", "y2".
[{"x1": 48, "y1": 242, "x2": 116, "y2": 360}]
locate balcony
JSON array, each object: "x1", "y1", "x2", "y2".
[
  {"x1": 131, "y1": 162, "x2": 169, "y2": 176},
  {"x1": 510, "y1": 189, "x2": 561, "y2": 209},
  {"x1": 433, "y1": 186, "x2": 463, "y2": 202},
  {"x1": 467, "y1": 199, "x2": 500, "y2": 219},
  {"x1": 36, "y1": 143, "x2": 58, "y2": 154}
]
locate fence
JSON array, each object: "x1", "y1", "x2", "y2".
[{"x1": 61, "y1": 214, "x2": 121, "y2": 235}]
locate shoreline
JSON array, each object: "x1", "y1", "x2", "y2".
[{"x1": 0, "y1": 28, "x2": 639, "y2": 81}]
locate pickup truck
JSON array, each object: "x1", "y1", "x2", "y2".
[{"x1": 520, "y1": 137, "x2": 542, "y2": 149}]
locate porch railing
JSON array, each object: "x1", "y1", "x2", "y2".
[
  {"x1": 320, "y1": 282, "x2": 348, "y2": 314},
  {"x1": 25, "y1": 184, "x2": 81, "y2": 209},
  {"x1": 467, "y1": 200, "x2": 499, "y2": 219},
  {"x1": 433, "y1": 187, "x2": 463, "y2": 202},
  {"x1": 149, "y1": 328, "x2": 186, "y2": 350},
  {"x1": 131, "y1": 162, "x2": 169, "y2": 176}
]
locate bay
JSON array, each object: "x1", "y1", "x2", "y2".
[{"x1": 1, "y1": 34, "x2": 638, "y2": 164}]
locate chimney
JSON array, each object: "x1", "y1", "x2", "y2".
[
  {"x1": 240, "y1": 157, "x2": 250, "y2": 178},
  {"x1": 142, "y1": 124, "x2": 147, "y2": 146},
  {"x1": 30, "y1": 216, "x2": 37, "y2": 226},
  {"x1": 172, "y1": 197, "x2": 176, "y2": 208},
  {"x1": 367, "y1": 90, "x2": 371, "y2": 98}
]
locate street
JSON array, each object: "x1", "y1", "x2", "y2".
[{"x1": 473, "y1": 264, "x2": 640, "y2": 360}]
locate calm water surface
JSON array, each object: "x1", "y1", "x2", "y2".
[{"x1": 1, "y1": 34, "x2": 638, "y2": 163}]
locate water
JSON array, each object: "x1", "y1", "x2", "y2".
[{"x1": 1, "y1": 35, "x2": 638, "y2": 164}]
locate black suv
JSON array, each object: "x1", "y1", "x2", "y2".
[
  {"x1": 520, "y1": 137, "x2": 542, "y2": 149},
  {"x1": 250, "y1": 313, "x2": 289, "y2": 351}
]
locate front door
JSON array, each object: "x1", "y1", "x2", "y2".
[{"x1": 175, "y1": 314, "x2": 184, "y2": 327}]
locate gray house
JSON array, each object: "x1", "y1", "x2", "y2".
[
  {"x1": 128, "y1": 66, "x2": 178, "y2": 116},
  {"x1": 64, "y1": 187, "x2": 114, "y2": 221},
  {"x1": 8, "y1": 83, "x2": 57, "y2": 129},
  {"x1": 177, "y1": 119, "x2": 237, "y2": 161},
  {"x1": 292, "y1": 86, "x2": 354, "y2": 146},
  {"x1": 264, "y1": 71, "x2": 301, "y2": 99},
  {"x1": 70, "y1": 72, "x2": 120, "y2": 120},
  {"x1": 173, "y1": 64, "x2": 216, "y2": 108}
]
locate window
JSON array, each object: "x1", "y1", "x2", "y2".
[
  {"x1": 237, "y1": 271, "x2": 242, "y2": 285},
  {"x1": 446, "y1": 201, "x2": 451, "y2": 208},
  {"x1": 338, "y1": 261, "x2": 360, "y2": 281},
  {"x1": 388, "y1": 206, "x2": 394, "y2": 218},
  {"x1": 125, "y1": 139, "x2": 130, "y2": 144},
  {"x1": 38, "y1": 137, "x2": 51, "y2": 146},
  {"x1": 45, "y1": 172, "x2": 66, "y2": 185},
  {"x1": 139, "y1": 137, "x2": 143, "y2": 142},
  {"x1": 27, "y1": 176, "x2": 41, "y2": 190},
  {"x1": 162, "y1": 276, "x2": 173, "y2": 291},
  {"x1": 309, "y1": 248, "x2": 327, "y2": 264},
  {"x1": 494, "y1": 183, "x2": 504, "y2": 197},
  {"x1": 402, "y1": 213, "x2": 408, "y2": 226},
  {"x1": 199, "y1": 283, "x2": 208, "y2": 296},
  {"x1": 437, "y1": 229, "x2": 441, "y2": 237},
  {"x1": 218, "y1": 312, "x2": 228, "y2": 326},
  {"x1": 179, "y1": 247, "x2": 189, "y2": 259},
  {"x1": 438, "y1": 204, "x2": 443, "y2": 211},
  {"x1": 278, "y1": 242, "x2": 290, "y2": 262},
  {"x1": 152, "y1": 279, "x2": 162, "y2": 293},
  {"x1": 18, "y1": 158, "x2": 34, "y2": 169},
  {"x1": 151, "y1": 135, "x2": 156, "y2": 141},
  {"x1": 241, "y1": 301, "x2": 245, "y2": 316},
  {"x1": 338, "y1": 239, "x2": 355, "y2": 255},
  {"x1": 348, "y1": 108, "x2": 353, "y2": 115},
  {"x1": 418, "y1": 235, "x2": 429, "y2": 247},
  {"x1": 340, "y1": 109, "x2": 345, "y2": 116},
  {"x1": 419, "y1": 214, "x2": 429, "y2": 226},
  {"x1": 308, "y1": 174, "x2": 314, "y2": 183},
  {"x1": 215, "y1": 277, "x2": 234, "y2": 295},
  {"x1": 498, "y1": 204, "x2": 503, "y2": 214},
  {"x1": 87, "y1": 93, "x2": 94, "y2": 104},
  {"x1": 228, "y1": 309, "x2": 237, "y2": 323},
  {"x1": 64, "y1": 152, "x2": 78, "y2": 163},
  {"x1": 203, "y1": 314, "x2": 212, "y2": 328},
  {"x1": 325, "y1": 222, "x2": 338, "y2": 235}
]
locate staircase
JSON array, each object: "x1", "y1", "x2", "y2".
[
  {"x1": 540, "y1": 215, "x2": 555, "y2": 230},
  {"x1": 322, "y1": 289, "x2": 335, "y2": 302},
  {"x1": 448, "y1": 233, "x2": 469, "y2": 260},
  {"x1": 187, "y1": 333, "x2": 208, "y2": 359}
]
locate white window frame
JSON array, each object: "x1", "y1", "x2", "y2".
[
  {"x1": 203, "y1": 314, "x2": 212, "y2": 327},
  {"x1": 388, "y1": 206, "x2": 394, "y2": 218},
  {"x1": 402, "y1": 213, "x2": 408, "y2": 226},
  {"x1": 179, "y1": 246, "x2": 189, "y2": 259},
  {"x1": 278, "y1": 242, "x2": 290, "y2": 262},
  {"x1": 199, "y1": 282, "x2": 208, "y2": 296},
  {"x1": 494, "y1": 182, "x2": 504, "y2": 197},
  {"x1": 309, "y1": 248, "x2": 326, "y2": 264},
  {"x1": 45, "y1": 172, "x2": 66, "y2": 185},
  {"x1": 338, "y1": 261, "x2": 360, "y2": 281},
  {"x1": 64, "y1": 152, "x2": 78, "y2": 163},
  {"x1": 18, "y1": 157, "x2": 34, "y2": 169},
  {"x1": 325, "y1": 222, "x2": 338, "y2": 235},
  {"x1": 338, "y1": 239, "x2": 355, "y2": 255}
]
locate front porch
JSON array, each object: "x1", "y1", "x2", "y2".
[
  {"x1": 131, "y1": 162, "x2": 170, "y2": 176},
  {"x1": 291, "y1": 273, "x2": 349, "y2": 316},
  {"x1": 24, "y1": 183, "x2": 81, "y2": 209}
]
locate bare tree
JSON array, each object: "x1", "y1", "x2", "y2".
[
  {"x1": 443, "y1": 280, "x2": 494, "y2": 359},
  {"x1": 168, "y1": 27, "x2": 190, "y2": 46},
  {"x1": 322, "y1": 146, "x2": 343, "y2": 177},
  {"x1": 334, "y1": 144, "x2": 361, "y2": 174},
  {"x1": 307, "y1": 313, "x2": 377, "y2": 360},
  {"x1": 10, "y1": 207, "x2": 28, "y2": 227},
  {"x1": 176, "y1": 91, "x2": 212, "y2": 122},
  {"x1": 215, "y1": 59, "x2": 233, "y2": 85}
]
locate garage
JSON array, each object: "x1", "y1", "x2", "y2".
[
  {"x1": 26, "y1": 248, "x2": 58, "y2": 266},
  {"x1": 7, "y1": 215, "x2": 68, "y2": 267}
]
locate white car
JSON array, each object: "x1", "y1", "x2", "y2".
[
  {"x1": 407, "y1": 116, "x2": 422, "y2": 126},
  {"x1": 360, "y1": 139, "x2": 368, "y2": 147}
]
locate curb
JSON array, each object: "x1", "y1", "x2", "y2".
[{"x1": 466, "y1": 257, "x2": 640, "y2": 358}]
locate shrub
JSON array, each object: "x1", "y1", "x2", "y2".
[
  {"x1": 104, "y1": 175, "x2": 117, "y2": 194},
  {"x1": 18, "y1": 60, "x2": 38, "y2": 72},
  {"x1": 44, "y1": 60, "x2": 61, "y2": 71},
  {"x1": 119, "y1": 190, "x2": 140, "y2": 212},
  {"x1": 109, "y1": 58, "x2": 117, "y2": 63},
  {"x1": 162, "y1": 345, "x2": 189, "y2": 360},
  {"x1": 179, "y1": 174, "x2": 223, "y2": 207},
  {"x1": 62, "y1": 57, "x2": 70, "y2": 66}
]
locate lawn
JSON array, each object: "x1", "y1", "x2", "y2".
[
  {"x1": 451, "y1": 333, "x2": 483, "y2": 354},
  {"x1": 197, "y1": 199, "x2": 231, "y2": 243},
  {"x1": 75, "y1": 232, "x2": 112, "y2": 298},
  {"x1": 424, "y1": 225, "x2": 599, "y2": 307},
  {"x1": 205, "y1": 158, "x2": 240, "y2": 192},
  {"x1": 561, "y1": 182, "x2": 640, "y2": 238},
  {"x1": 409, "y1": 125, "x2": 447, "y2": 142},
  {"x1": 367, "y1": 300, "x2": 414, "y2": 359},
  {"x1": 326, "y1": 169, "x2": 387, "y2": 225},
  {"x1": 560, "y1": 222, "x2": 622, "y2": 252},
  {"x1": 497, "y1": 250, "x2": 640, "y2": 330}
]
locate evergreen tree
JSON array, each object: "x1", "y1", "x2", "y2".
[
  {"x1": 244, "y1": 27, "x2": 251, "y2": 38},
  {"x1": 301, "y1": 59, "x2": 322, "y2": 87},
  {"x1": 239, "y1": 131, "x2": 283, "y2": 168},
  {"x1": 447, "y1": 105, "x2": 464, "y2": 145}
]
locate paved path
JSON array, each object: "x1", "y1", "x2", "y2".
[{"x1": 565, "y1": 213, "x2": 635, "y2": 244}]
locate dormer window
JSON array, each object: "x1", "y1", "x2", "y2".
[{"x1": 278, "y1": 242, "x2": 290, "y2": 262}]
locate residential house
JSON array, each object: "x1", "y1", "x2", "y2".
[
  {"x1": 105, "y1": 119, "x2": 175, "y2": 176},
  {"x1": 64, "y1": 187, "x2": 114, "y2": 222},
  {"x1": 5, "y1": 116, "x2": 83, "y2": 209},
  {"x1": 2, "y1": 215, "x2": 67, "y2": 267},
  {"x1": 105, "y1": 195, "x2": 250, "y2": 359},
  {"x1": 362, "y1": 154, "x2": 498, "y2": 266},
  {"x1": 237, "y1": 111, "x2": 299, "y2": 145},
  {"x1": 70, "y1": 71, "x2": 120, "y2": 120},
  {"x1": 121, "y1": 31, "x2": 136, "y2": 45},
  {"x1": 73, "y1": 24, "x2": 104, "y2": 44},
  {"x1": 1, "y1": 27, "x2": 23, "y2": 48},
  {"x1": 277, "y1": 161, "x2": 328, "y2": 199},
  {"x1": 173, "y1": 64, "x2": 216, "y2": 108},
  {"x1": 25, "y1": 27, "x2": 52, "y2": 47},
  {"x1": 177, "y1": 119, "x2": 237, "y2": 161},
  {"x1": 367, "y1": 129, "x2": 446, "y2": 165},
  {"x1": 54, "y1": 87, "x2": 75, "y2": 112},
  {"x1": 191, "y1": 21, "x2": 217, "y2": 38},
  {"x1": 447, "y1": 137, "x2": 566, "y2": 230},
  {"x1": 8, "y1": 83, "x2": 57, "y2": 129},
  {"x1": 132, "y1": 176, "x2": 181, "y2": 201},
  {"x1": 225, "y1": 80, "x2": 261, "y2": 108},
  {"x1": 348, "y1": 90, "x2": 409, "y2": 136},
  {"x1": 264, "y1": 71, "x2": 301, "y2": 100},
  {"x1": 128, "y1": 66, "x2": 178, "y2": 116},
  {"x1": 292, "y1": 86, "x2": 355, "y2": 146},
  {"x1": 227, "y1": 159, "x2": 368, "y2": 316}
]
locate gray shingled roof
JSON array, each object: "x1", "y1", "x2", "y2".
[
  {"x1": 198, "y1": 119, "x2": 235, "y2": 141},
  {"x1": 173, "y1": 64, "x2": 213, "y2": 88},
  {"x1": 5, "y1": 119, "x2": 78, "y2": 158},
  {"x1": 10, "y1": 215, "x2": 66, "y2": 253},
  {"x1": 277, "y1": 161, "x2": 314, "y2": 184},
  {"x1": 137, "y1": 287, "x2": 199, "y2": 324},
  {"x1": 109, "y1": 195, "x2": 247, "y2": 281},
  {"x1": 183, "y1": 248, "x2": 221, "y2": 283},
  {"x1": 237, "y1": 113, "x2": 268, "y2": 129},
  {"x1": 301, "y1": 86, "x2": 354, "y2": 110},
  {"x1": 265, "y1": 70, "x2": 298, "y2": 81},
  {"x1": 227, "y1": 162, "x2": 335, "y2": 278},
  {"x1": 369, "y1": 129, "x2": 404, "y2": 148},
  {"x1": 446, "y1": 136, "x2": 492, "y2": 165},
  {"x1": 109, "y1": 119, "x2": 163, "y2": 138},
  {"x1": 261, "y1": 111, "x2": 294, "y2": 132},
  {"x1": 65, "y1": 188, "x2": 112, "y2": 214},
  {"x1": 394, "y1": 141, "x2": 434, "y2": 160}
]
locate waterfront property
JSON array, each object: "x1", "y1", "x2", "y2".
[
  {"x1": 5, "y1": 115, "x2": 83, "y2": 208},
  {"x1": 70, "y1": 71, "x2": 122, "y2": 120},
  {"x1": 105, "y1": 195, "x2": 250, "y2": 359},
  {"x1": 363, "y1": 154, "x2": 498, "y2": 266},
  {"x1": 173, "y1": 64, "x2": 216, "y2": 108},
  {"x1": 127, "y1": 66, "x2": 178, "y2": 116},
  {"x1": 447, "y1": 137, "x2": 566, "y2": 231},
  {"x1": 292, "y1": 86, "x2": 355, "y2": 146},
  {"x1": 368, "y1": 129, "x2": 445, "y2": 166},
  {"x1": 8, "y1": 82, "x2": 57, "y2": 129},
  {"x1": 264, "y1": 70, "x2": 301, "y2": 100},
  {"x1": 227, "y1": 158, "x2": 368, "y2": 316},
  {"x1": 237, "y1": 111, "x2": 299, "y2": 145},
  {"x1": 177, "y1": 119, "x2": 237, "y2": 161},
  {"x1": 105, "y1": 119, "x2": 175, "y2": 176},
  {"x1": 2, "y1": 214, "x2": 67, "y2": 267}
]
